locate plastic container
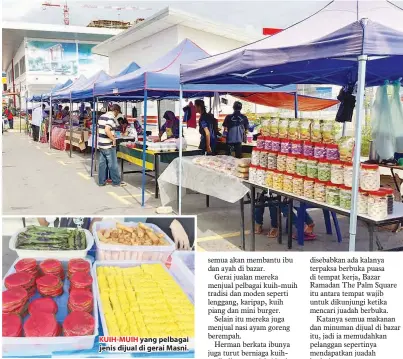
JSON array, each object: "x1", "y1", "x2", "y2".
[
  {"x1": 292, "y1": 175, "x2": 304, "y2": 196},
  {"x1": 295, "y1": 156, "x2": 307, "y2": 177},
  {"x1": 9, "y1": 228, "x2": 94, "y2": 260},
  {"x1": 264, "y1": 137, "x2": 272, "y2": 151},
  {"x1": 303, "y1": 178, "x2": 315, "y2": 199},
  {"x1": 300, "y1": 119, "x2": 311, "y2": 140},
  {"x1": 272, "y1": 170, "x2": 284, "y2": 190},
  {"x1": 313, "y1": 142, "x2": 326, "y2": 159},
  {"x1": 322, "y1": 121, "x2": 334, "y2": 144},
  {"x1": 318, "y1": 159, "x2": 331, "y2": 182},
  {"x1": 278, "y1": 118, "x2": 289, "y2": 139},
  {"x1": 259, "y1": 150, "x2": 268, "y2": 168},
  {"x1": 271, "y1": 138, "x2": 281, "y2": 152},
  {"x1": 358, "y1": 189, "x2": 369, "y2": 215},
  {"x1": 256, "y1": 136, "x2": 265, "y2": 149},
  {"x1": 270, "y1": 118, "x2": 280, "y2": 137},
  {"x1": 280, "y1": 139, "x2": 291, "y2": 154},
  {"x1": 170, "y1": 251, "x2": 195, "y2": 302},
  {"x1": 291, "y1": 140, "x2": 302, "y2": 155},
  {"x1": 288, "y1": 120, "x2": 300, "y2": 140},
  {"x1": 326, "y1": 183, "x2": 340, "y2": 206},
  {"x1": 2, "y1": 258, "x2": 98, "y2": 357},
  {"x1": 267, "y1": 151, "x2": 277, "y2": 170},
  {"x1": 326, "y1": 144, "x2": 339, "y2": 161},
  {"x1": 343, "y1": 162, "x2": 353, "y2": 187},
  {"x1": 265, "y1": 170, "x2": 273, "y2": 187},
  {"x1": 277, "y1": 154, "x2": 287, "y2": 172},
  {"x1": 285, "y1": 154, "x2": 297, "y2": 174},
  {"x1": 314, "y1": 179, "x2": 326, "y2": 202},
  {"x1": 303, "y1": 141, "x2": 314, "y2": 157},
  {"x1": 360, "y1": 164, "x2": 380, "y2": 191},
  {"x1": 283, "y1": 173, "x2": 293, "y2": 193},
  {"x1": 367, "y1": 190, "x2": 388, "y2": 220},
  {"x1": 340, "y1": 185, "x2": 352, "y2": 210},
  {"x1": 256, "y1": 167, "x2": 266, "y2": 186},
  {"x1": 251, "y1": 149, "x2": 260, "y2": 165},
  {"x1": 93, "y1": 221, "x2": 175, "y2": 261},
  {"x1": 93, "y1": 260, "x2": 194, "y2": 351},
  {"x1": 383, "y1": 188, "x2": 394, "y2": 215},
  {"x1": 306, "y1": 157, "x2": 318, "y2": 179},
  {"x1": 330, "y1": 160, "x2": 344, "y2": 185},
  {"x1": 311, "y1": 121, "x2": 322, "y2": 142},
  {"x1": 249, "y1": 164, "x2": 257, "y2": 183}
]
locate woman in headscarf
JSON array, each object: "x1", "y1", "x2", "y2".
[
  {"x1": 195, "y1": 99, "x2": 217, "y2": 155},
  {"x1": 159, "y1": 110, "x2": 179, "y2": 140}
]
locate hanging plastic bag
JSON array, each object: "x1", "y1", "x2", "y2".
[
  {"x1": 371, "y1": 82, "x2": 395, "y2": 160},
  {"x1": 390, "y1": 80, "x2": 403, "y2": 153}
]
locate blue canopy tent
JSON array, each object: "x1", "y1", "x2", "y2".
[
  {"x1": 118, "y1": 61, "x2": 141, "y2": 76},
  {"x1": 42, "y1": 79, "x2": 73, "y2": 102},
  {"x1": 180, "y1": 0, "x2": 403, "y2": 250},
  {"x1": 93, "y1": 39, "x2": 297, "y2": 206}
]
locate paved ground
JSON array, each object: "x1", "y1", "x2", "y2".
[{"x1": 3, "y1": 131, "x2": 403, "y2": 252}]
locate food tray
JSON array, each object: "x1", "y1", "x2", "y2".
[
  {"x1": 93, "y1": 260, "x2": 194, "y2": 351},
  {"x1": 2, "y1": 257, "x2": 98, "y2": 357},
  {"x1": 170, "y1": 251, "x2": 195, "y2": 302},
  {"x1": 9, "y1": 227, "x2": 94, "y2": 259},
  {"x1": 93, "y1": 221, "x2": 175, "y2": 261}
]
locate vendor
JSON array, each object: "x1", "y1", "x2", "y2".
[
  {"x1": 115, "y1": 114, "x2": 129, "y2": 134},
  {"x1": 159, "y1": 110, "x2": 179, "y2": 140},
  {"x1": 222, "y1": 101, "x2": 249, "y2": 158},
  {"x1": 195, "y1": 99, "x2": 217, "y2": 155}
]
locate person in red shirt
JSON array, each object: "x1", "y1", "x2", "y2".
[{"x1": 4, "y1": 107, "x2": 14, "y2": 129}]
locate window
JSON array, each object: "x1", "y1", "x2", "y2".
[
  {"x1": 19, "y1": 56, "x2": 26, "y2": 75},
  {"x1": 14, "y1": 63, "x2": 20, "y2": 79}
]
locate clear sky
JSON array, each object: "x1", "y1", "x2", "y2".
[{"x1": 1, "y1": 0, "x2": 341, "y2": 34}]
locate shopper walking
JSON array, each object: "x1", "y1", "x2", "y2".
[
  {"x1": 31, "y1": 104, "x2": 45, "y2": 142},
  {"x1": 195, "y1": 99, "x2": 217, "y2": 155},
  {"x1": 97, "y1": 104, "x2": 126, "y2": 187},
  {"x1": 4, "y1": 107, "x2": 14, "y2": 129},
  {"x1": 223, "y1": 101, "x2": 249, "y2": 158}
]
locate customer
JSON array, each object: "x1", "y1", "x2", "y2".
[
  {"x1": 31, "y1": 104, "x2": 46, "y2": 142},
  {"x1": 98, "y1": 104, "x2": 126, "y2": 187},
  {"x1": 195, "y1": 99, "x2": 217, "y2": 155},
  {"x1": 223, "y1": 101, "x2": 249, "y2": 158},
  {"x1": 159, "y1": 110, "x2": 179, "y2": 140},
  {"x1": 255, "y1": 192, "x2": 315, "y2": 240},
  {"x1": 4, "y1": 106, "x2": 14, "y2": 129}
]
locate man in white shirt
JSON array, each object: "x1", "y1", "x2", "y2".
[{"x1": 31, "y1": 104, "x2": 45, "y2": 142}]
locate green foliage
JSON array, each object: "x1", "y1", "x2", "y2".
[{"x1": 360, "y1": 125, "x2": 372, "y2": 157}]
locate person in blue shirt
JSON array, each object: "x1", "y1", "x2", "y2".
[
  {"x1": 223, "y1": 101, "x2": 249, "y2": 158},
  {"x1": 195, "y1": 99, "x2": 217, "y2": 155}
]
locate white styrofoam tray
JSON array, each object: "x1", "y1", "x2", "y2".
[
  {"x1": 93, "y1": 260, "x2": 194, "y2": 351},
  {"x1": 9, "y1": 227, "x2": 94, "y2": 259},
  {"x1": 170, "y1": 251, "x2": 195, "y2": 302},
  {"x1": 93, "y1": 221, "x2": 175, "y2": 261},
  {"x1": 2, "y1": 257, "x2": 98, "y2": 357}
]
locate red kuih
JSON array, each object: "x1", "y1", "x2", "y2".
[
  {"x1": 15, "y1": 259, "x2": 39, "y2": 278},
  {"x1": 28, "y1": 297, "x2": 58, "y2": 315},
  {"x1": 70, "y1": 272, "x2": 93, "y2": 292},
  {"x1": 24, "y1": 312, "x2": 60, "y2": 337},
  {"x1": 40, "y1": 259, "x2": 65, "y2": 280},
  {"x1": 2, "y1": 313, "x2": 23, "y2": 337},
  {"x1": 63, "y1": 311, "x2": 95, "y2": 336},
  {"x1": 67, "y1": 259, "x2": 90, "y2": 279},
  {"x1": 36, "y1": 274, "x2": 64, "y2": 297},
  {"x1": 2, "y1": 287, "x2": 28, "y2": 314}
]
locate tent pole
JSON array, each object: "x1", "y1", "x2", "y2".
[
  {"x1": 91, "y1": 97, "x2": 96, "y2": 177},
  {"x1": 39, "y1": 98, "x2": 42, "y2": 142},
  {"x1": 294, "y1": 92, "x2": 298, "y2": 118},
  {"x1": 69, "y1": 97, "x2": 73, "y2": 158},
  {"x1": 141, "y1": 91, "x2": 148, "y2": 207},
  {"x1": 342, "y1": 123, "x2": 347, "y2": 137},
  {"x1": 157, "y1": 100, "x2": 162, "y2": 132},
  {"x1": 25, "y1": 98, "x2": 28, "y2": 135},
  {"x1": 209, "y1": 97, "x2": 212, "y2": 113},
  {"x1": 94, "y1": 99, "x2": 98, "y2": 174},
  {"x1": 178, "y1": 85, "x2": 183, "y2": 215},
  {"x1": 49, "y1": 96, "x2": 52, "y2": 146},
  {"x1": 348, "y1": 55, "x2": 367, "y2": 252}
]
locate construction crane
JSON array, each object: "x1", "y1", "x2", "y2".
[{"x1": 41, "y1": 2, "x2": 152, "y2": 26}]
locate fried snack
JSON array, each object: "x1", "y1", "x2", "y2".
[{"x1": 116, "y1": 223, "x2": 134, "y2": 233}]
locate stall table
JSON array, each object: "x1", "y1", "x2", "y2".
[
  {"x1": 118, "y1": 145, "x2": 203, "y2": 198},
  {"x1": 65, "y1": 128, "x2": 90, "y2": 151},
  {"x1": 378, "y1": 163, "x2": 403, "y2": 201},
  {"x1": 245, "y1": 180, "x2": 403, "y2": 252}
]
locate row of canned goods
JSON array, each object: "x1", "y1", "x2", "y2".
[
  {"x1": 249, "y1": 166, "x2": 391, "y2": 220},
  {"x1": 251, "y1": 151, "x2": 381, "y2": 192},
  {"x1": 255, "y1": 137, "x2": 340, "y2": 160}
]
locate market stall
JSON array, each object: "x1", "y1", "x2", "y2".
[
  {"x1": 2, "y1": 221, "x2": 195, "y2": 358},
  {"x1": 180, "y1": 0, "x2": 403, "y2": 251}
]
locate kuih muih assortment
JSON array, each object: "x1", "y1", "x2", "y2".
[{"x1": 2, "y1": 221, "x2": 194, "y2": 356}]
